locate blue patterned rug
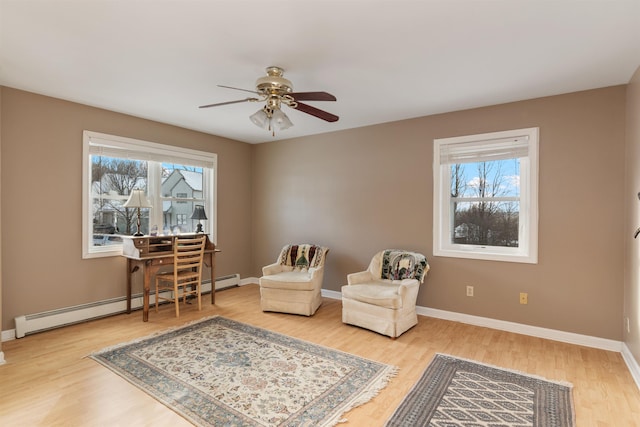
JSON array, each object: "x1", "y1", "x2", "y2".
[
  {"x1": 90, "y1": 316, "x2": 397, "y2": 426},
  {"x1": 385, "y1": 354, "x2": 574, "y2": 427}
]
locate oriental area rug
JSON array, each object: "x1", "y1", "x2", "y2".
[
  {"x1": 385, "y1": 354, "x2": 574, "y2": 427},
  {"x1": 90, "y1": 316, "x2": 397, "y2": 426}
]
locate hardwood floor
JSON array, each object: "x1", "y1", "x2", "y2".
[{"x1": 1, "y1": 284, "x2": 639, "y2": 426}]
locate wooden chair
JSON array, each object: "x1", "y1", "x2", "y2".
[{"x1": 155, "y1": 235, "x2": 207, "y2": 317}]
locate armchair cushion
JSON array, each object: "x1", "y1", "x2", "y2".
[
  {"x1": 259, "y1": 270, "x2": 320, "y2": 291},
  {"x1": 341, "y1": 283, "x2": 404, "y2": 309}
]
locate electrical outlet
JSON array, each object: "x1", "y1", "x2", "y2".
[
  {"x1": 466, "y1": 286, "x2": 474, "y2": 297},
  {"x1": 626, "y1": 317, "x2": 631, "y2": 333},
  {"x1": 519, "y1": 292, "x2": 528, "y2": 304}
]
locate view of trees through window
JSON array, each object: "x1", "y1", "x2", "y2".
[
  {"x1": 90, "y1": 156, "x2": 205, "y2": 247},
  {"x1": 450, "y1": 158, "x2": 520, "y2": 248},
  {"x1": 91, "y1": 156, "x2": 147, "y2": 239}
]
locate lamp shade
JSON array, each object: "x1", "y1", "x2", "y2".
[
  {"x1": 190, "y1": 205, "x2": 208, "y2": 220},
  {"x1": 123, "y1": 189, "x2": 152, "y2": 208}
]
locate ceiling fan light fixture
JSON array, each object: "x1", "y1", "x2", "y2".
[
  {"x1": 249, "y1": 108, "x2": 270, "y2": 129},
  {"x1": 250, "y1": 106, "x2": 293, "y2": 134},
  {"x1": 271, "y1": 108, "x2": 293, "y2": 130}
]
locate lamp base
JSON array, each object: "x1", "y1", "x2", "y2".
[
  {"x1": 195, "y1": 223, "x2": 204, "y2": 234},
  {"x1": 133, "y1": 209, "x2": 144, "y2": 236}
]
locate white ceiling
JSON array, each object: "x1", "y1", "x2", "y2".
[{"x1": 1, "y1": 0, "x2": 639, "y2": 144}]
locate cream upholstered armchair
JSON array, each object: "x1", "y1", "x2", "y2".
[
  {"x1": 341, "y1": 249, "x2": 429, "y2": 338},
  {"x1": 259, "y1": 244, "x2": 329, "y2": 316}
]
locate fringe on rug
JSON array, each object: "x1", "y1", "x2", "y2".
[{"x1": 327, "y1": 364, "x2": 399, "y2": 426}]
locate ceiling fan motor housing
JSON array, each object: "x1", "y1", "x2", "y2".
[{"x1": 255, "y1": 66, "x2": 293, "y2": 95}]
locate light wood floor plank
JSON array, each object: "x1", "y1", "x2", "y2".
[{"x1": 1, "y1": 284, "x2": 638, "y2": 426}]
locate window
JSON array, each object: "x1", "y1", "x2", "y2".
[
  {"x1": 433, "y1": 127, "x2": 538, "y2": 263},
  {"x1": 82, "y1": 131, "x2": 217, "y2": 259}
]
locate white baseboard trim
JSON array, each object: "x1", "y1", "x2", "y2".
[
  {"x1": 1, "y1": 329, "x2": 15, "y2": 342},
  {"x1": 322, "y1": 289, "x2": 342, "y2": 300},
  {"x1": 4, "y1": 275, "x2": 241, "y2": 341},
  {"x1": 418, "y1": 306, "x2": 622, "y2": 352},
  {"x1": 325, "y1": 289, "x2": 640, "y2": 390},
  {"x1": 322, "y1": 289, "x2": 622, "y2": 352},
  {"x1": 622, "y1": 343, "x2": 640, "y2": 391},
  {"x1": 241, "y1": 277, "x2": 259, "y2": 286}
]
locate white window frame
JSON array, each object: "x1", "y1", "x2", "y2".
[
  {"x1": 82, "y1": 130, "x2": 217, "y2": 259},
  {"x1": 433, "y1": 127, "x2": 539, "y2": 263}
]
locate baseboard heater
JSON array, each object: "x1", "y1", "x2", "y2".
[{"x1": 14, "y1": 273, "x2": 240, "y2": 338}]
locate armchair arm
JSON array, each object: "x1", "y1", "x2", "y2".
[
  {"x1": 347, "y1": 270, "x2": 374, "y2": 285},
  {"x1": 397, "y1": 279, "x2": 420, "y2": 305},
  {"x1": 262, "y1": 262, "x2": 284, "y2": 276},
  {"x1": 308, "y1": 266, "x2": 324, "y2": 279}
]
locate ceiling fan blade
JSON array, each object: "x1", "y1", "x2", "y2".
[
  {"x1": 290, "y1": 91, "x2": 336, "y2": 101},
  {"x1": 293, "y1": 102, "x2": 339, "y2": 122},
  {"x1": 217, "y1": 85, "x2": 259, "y2": 95},
  {"x1": 199, "y1": 98, "x2": 258, "y2": 108}
]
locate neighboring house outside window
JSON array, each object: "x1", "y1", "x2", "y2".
[
  {"x1": 433, "y1": 127, "x2": 539, "y2": 263},
  {"x1": 83, "y1": 131, "x2": 217, "y2": 259},
  {"x1": 162, "y1": 171, "x2": 205, "y2": 232}
]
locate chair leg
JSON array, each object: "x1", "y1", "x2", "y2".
[
  {"x1": 174, "y1": 283, "x2": 180, "y2": 317},
  {"x1": 197, "y1": 281, "x2": 202, "y2": 311},
  {"x1": 182, "y1": 285, "x2": 188, "y2": 309}
]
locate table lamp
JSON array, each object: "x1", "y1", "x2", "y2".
[
  {"x1": 191, "y1": 205, "x2": 207, "y2": 233},
  {"x1": 123, "y1": 189, "x2": 152, "y2": 236}
]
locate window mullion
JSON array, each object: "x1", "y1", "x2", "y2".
[{"x1": 147, "y1": 161, "x2": 163, "y2": 232}]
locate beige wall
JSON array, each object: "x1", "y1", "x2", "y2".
[
  {"x1": 252, "y1": 86, "x2": 627, "y2": 340},
  {"x1": 624, "y1": 66, "x2": 640, "y2": 363},
  {"x1": 0, "y1": 87, "x2": 253, "y2": 329}
]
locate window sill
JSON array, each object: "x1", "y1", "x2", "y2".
[{"x1": 433, "y1": 247, "x2": 537, "y2": 264}]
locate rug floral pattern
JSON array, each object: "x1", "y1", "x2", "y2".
[{"x1": 90, "y1": 316, "x2": 397, "y2": 426}]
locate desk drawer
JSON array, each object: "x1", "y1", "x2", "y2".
[
  {"x1": 149, "y1": 256, "x2": 173, "y2": 266},
  {"x1": 133, "y1": 239, "x2": 149, "y2": 248}
]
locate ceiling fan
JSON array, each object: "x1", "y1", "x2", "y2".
[{"x1": 199, "y1": 66, "x2": 339, "y2": 135}]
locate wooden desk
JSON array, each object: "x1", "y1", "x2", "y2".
[{"x1": 121, "y1": 235, "x2": 217, "y2": 322}]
